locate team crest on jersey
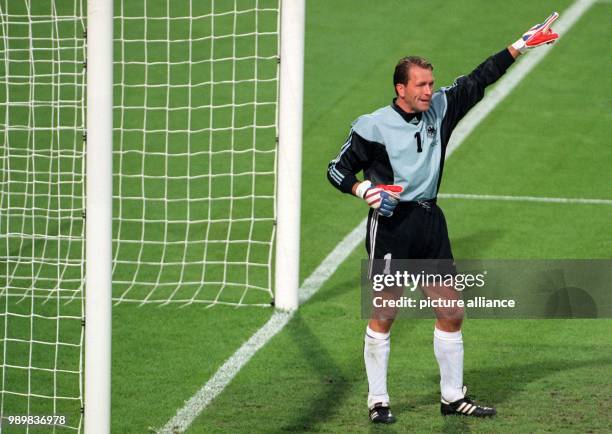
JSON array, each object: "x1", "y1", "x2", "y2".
[{"x1": 426, "y1": 125, "x2": 437, "y2": 138}]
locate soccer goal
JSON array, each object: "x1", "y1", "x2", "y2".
[{"x1": 0, "y1": 0, "x2": 303, "y2": 431}]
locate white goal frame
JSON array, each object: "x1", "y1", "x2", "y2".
[
  {"x1": 84, "y1": 0, "x2": 303, "y2": 431},
  {"x1": 275, "y1": 0, "x2": 304, "y2": 310},
  {"x1": 85, "y1": 1, "x2": 113, "y2": 433}
]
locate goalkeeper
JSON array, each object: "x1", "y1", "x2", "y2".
[{"x1": 327, "y1": 13, "x2": 559, "y2": 424}]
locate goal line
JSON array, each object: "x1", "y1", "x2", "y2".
[{"x1": 438, "y1": 193, "x2": 612, "y2": 206}]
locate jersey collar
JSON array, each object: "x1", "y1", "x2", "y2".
[{"x1": 391, "y1": 98, "x2": 422, "y2": 125}]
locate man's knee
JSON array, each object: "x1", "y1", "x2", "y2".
[
  {"x1": 369, "y1": 318, "x2": 394, "y2": 333},
  {"x1": 436, "y1": 317, "x2": 463, "y2": 332}
]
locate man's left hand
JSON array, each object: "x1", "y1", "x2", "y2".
[{"x1": 512, "y1": 12, "x2": 559, "y2": 54}]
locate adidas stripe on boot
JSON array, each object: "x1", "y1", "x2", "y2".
[
  {"x1": 441, "y1": 387, "x2": 496, "y2": 417},
  {"x1": 369, "y1": 403, "x2": 396, "y2": 424}
]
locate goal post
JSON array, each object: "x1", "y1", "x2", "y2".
[
  {"x1": 0, "y1": 0, "x2": 303, "y2": 430},
  {"x1": 87, "y1": 0, "x2": 305, "y2": 427},
  {"x1": 85, "y1": 0, "x2": 113, "y2": 432},
  {"x1": 275, "y1": 0, "x2": 305, "y2": 311},
  {"x1": 112, "y1": 1, "x2": 291, "y2": 308}
]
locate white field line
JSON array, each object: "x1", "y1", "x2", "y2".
[
  {"x1": 157, "y1": 310, "x2": 292, "y2": 434},
  {"x1": 158, "y1": 2, "x2": 594, "y2": 432},
  {"x1": 438, "y1": 193, "x2": 612, "y2": 205},
  {"x1": 158, "y1": 222, "x2": 366, "y2": 433}
]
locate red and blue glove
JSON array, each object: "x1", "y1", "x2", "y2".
[
  {"x1": 512, "y1": 12, "x2": 560, "y2": 54},
  {"x1": 355, "y1": 181, "x2": 404, "y2": 217}
]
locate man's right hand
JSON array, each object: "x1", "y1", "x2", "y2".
[{"x1": 354, "y1": 181, "x2": 403, "y2": 217}]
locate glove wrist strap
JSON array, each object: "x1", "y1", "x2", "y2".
[
  {"x1": 512, "y1": 38, "x2": 527, "y2": 54},
  {"x1": 355, "y1": 180, "x2": 372, "y2": 199}
]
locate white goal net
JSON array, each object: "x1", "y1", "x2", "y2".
[
  {"x1": 113, "y1": 0, "x2": 280, "y2": 307},
  {"x1": 1, "y1": 0, "x2": 287, "y2": 430},
  {"x1": 0, "y1": 0, "x2": 86, "y2": 430}
]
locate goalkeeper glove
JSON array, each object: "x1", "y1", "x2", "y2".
[
  {"x1": 355, "y1": 180, "x2": 403, "y2": 217},
  {"x1": 512, "y1": 12, "x2": 559, "y2": 54}
]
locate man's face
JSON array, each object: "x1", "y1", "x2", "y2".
[{"x1": 395, "y1": 66, "x2": 434, "y2": 113}]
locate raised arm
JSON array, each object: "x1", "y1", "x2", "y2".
[{"x1": 441, "y1": 12, "x2": 560, "y2": 137}]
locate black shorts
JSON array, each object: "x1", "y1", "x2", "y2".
[{"x1": 366, "y1": 200, "x2": 456, "y2": 276}]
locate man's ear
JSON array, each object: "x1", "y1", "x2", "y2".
[{"x1": 395, "y1": 83, "x2": 405, "y2": 97}]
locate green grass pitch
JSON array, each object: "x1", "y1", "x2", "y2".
[{"x1": 1, "y1": 0, "x2": 611, "y2": 432}]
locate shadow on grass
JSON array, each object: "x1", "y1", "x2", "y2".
[
  {"x1": 280, "y1": 314, "x2": 426, "y2": 432},
  {"x1": 307, "y1": 276, "x2": 360, "y2": 306},
  {"x1": 393, "y1": 351, "x2": 612, "y2": 433},
  {"x1": 280, "y1": 313, "x2": 354, "y2": 431}
]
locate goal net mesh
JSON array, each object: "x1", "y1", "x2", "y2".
[
  {"x1": 113, "y1": 0, "x2": 279, "y2": 307},
  {"x1": 0, "y1": 0, "x2": 279, "y2": 429},
  {"x1": 0, "y1": 0, "x2": 86, "y2": 430}
]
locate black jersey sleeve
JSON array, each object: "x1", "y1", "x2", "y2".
[
  {"x1": 327, "y1": 129, "x2": 375, "y2": 194},
  {"x1": 440, "y1": 48, "x2": 515, "y2": 142}
]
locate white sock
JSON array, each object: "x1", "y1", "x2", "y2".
[
  {"x1": 434, "y1": 327, "x2": 464, "y2": 403},
  {"x1": 364, "y1": 326, "x2": 390, "y2": 409}
]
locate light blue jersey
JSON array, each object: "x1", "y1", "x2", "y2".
[{"x1": 351, "y1": 92, "x2": 447, "y2": 201}]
